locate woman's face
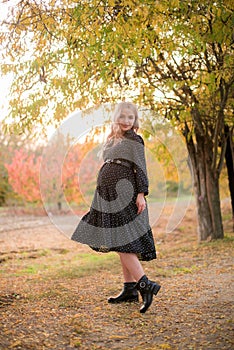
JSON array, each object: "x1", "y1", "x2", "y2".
[{"x1": 117, "y1": 108, "x2": 135, "y2": 133}]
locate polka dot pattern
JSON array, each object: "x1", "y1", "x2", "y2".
[{"x1": 71, "y1": 129, "x2": 156, "y2": 261}]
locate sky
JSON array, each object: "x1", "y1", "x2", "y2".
[{"x1": 0, "y1": 1, "x2": 15, "y2": 122}]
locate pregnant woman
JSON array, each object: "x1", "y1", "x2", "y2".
[{"x1": 71, "y1": 102, "x2": 161, "y2": 313}]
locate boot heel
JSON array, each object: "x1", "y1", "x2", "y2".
[{"x1": 153, "y1": 284, "x2": 161, "y2": 295}]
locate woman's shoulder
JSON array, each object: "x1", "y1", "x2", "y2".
[{"x1": 124, "y1": 129, "x2": 144, "y2": 145}]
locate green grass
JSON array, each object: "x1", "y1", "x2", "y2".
[
  {"x1": 171, "y1": 265, "x2": 199, "y2": 275},
  {"x1": 222, "y1": 212, "x2": 232, "y2": 220},
  {"x1": 53, "y1": 252, "x2": 118, "y2": 279},
  {"x1": 150, "y1": 264, "x2": 200, "y2": 278},
  {"x1": 1, "y1": 251, "x2": 119, "y2": 279},
  {"x1": 20, "y1": 266, "x2": 41, "y2": 274},
  {"x1": 200, "y1": 233, "x2": 234, "y2": 248},
  {"x1": 14, "y1": 263, "x2": 52, "y2": 276}
]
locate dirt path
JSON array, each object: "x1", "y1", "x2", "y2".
[{"x1": 0, "y1": 203, "x2": 233, "y2": 349}]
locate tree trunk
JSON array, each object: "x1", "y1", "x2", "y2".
[
  {"x1": 206, "y1": 166, "x2": 224, "y2": 239},
  {"x1": 192, "y1": 151, "x2": 213, "y2": 241},
  {"x1": 186, "y1": 137, "x2": 212, "y2": 241},
  {"x1": 186, "y1": 133, "x2": 224, "y2": 241},
  {"x1": 225, "y1": 125, "x2": 234, "y2": 230}
]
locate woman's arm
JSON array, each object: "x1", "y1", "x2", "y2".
[{"x1": 133, "y1": 135, "x2": 149, "y2": 196}]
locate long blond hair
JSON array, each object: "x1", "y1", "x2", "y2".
[{"x1": 106, "y1": 102, "x2": 139, "y2": 143}]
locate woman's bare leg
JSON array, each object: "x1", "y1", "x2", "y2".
[
  {"x1": 118, "y1": 253, "x2": 136, "y2": 282},
  {"x1": 118, "y1": 252, "x2": 145, "y2": 282}
]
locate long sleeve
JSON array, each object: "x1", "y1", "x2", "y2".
[{"x1": 132, "y1": 135, "x2": 149, "y2": 196}]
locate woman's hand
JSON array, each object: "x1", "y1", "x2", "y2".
[{"x1": 136, "y1": 193, "x2": 146, "y2": 215}]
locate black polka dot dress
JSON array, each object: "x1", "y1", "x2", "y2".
[{"x1": 71, "y1": 129, "x2": 156, "y2": 261}]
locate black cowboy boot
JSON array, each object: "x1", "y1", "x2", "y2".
[
  {"x1": 108, "y1": 282, "x2": 139, "y2": 303},
  {"x1": 136, "y1": 275, "x2": 161, "y2": 313}
]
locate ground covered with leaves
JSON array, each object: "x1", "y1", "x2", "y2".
[{"x1": 0, "y1": 202, "x2": 233, "y2": 349}]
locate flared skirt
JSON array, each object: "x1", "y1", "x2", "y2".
[{"x1": 71, "y1": 162, "x2": 156, "y2": 261}]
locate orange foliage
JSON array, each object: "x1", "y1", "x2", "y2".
[
  {"x1": 5, "y1": 137, "x2": 100, "y2": 206},
  {"x1": 5, "y1": 149, "x2": 42, "y2": 203}
]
